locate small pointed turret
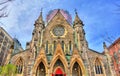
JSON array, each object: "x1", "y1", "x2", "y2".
[
  {"x1": 103, "y1": 42, "x2": 114, "y2": 76},
  {"x1": 73, "y1": 9, "x2": 83, "y2": 27},
  {"x1": 73, "y1": 9, "x2": 87, "y2": 52},
  {"x1": 33, "y1": 8, "x2": 45, "y2": 33},
  {"x1": 103, "y1": 42, "x2": 109, "y2": 53},
  {"x1": 31, "y1": 9, "x2": 45, "y2": 50},
  {"x1": 35, "y1": 9, "x2": 44, "y2": 25}
]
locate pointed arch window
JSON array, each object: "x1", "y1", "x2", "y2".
[
  {"x1": 54, "y1": 59, "x2": 64, "y2": 68},
  {"x1": 69, "y1": 41, "x2": 72, "y2": 54},
  {"x1": 95, "y1": 58, "x2": 103, "y2": 74},
  {"x1": 46, "y1": 41, "x2": 48, "y2": 53},
  {"x1": 54, "y1": 41, "x2": 56, "y2": 51},
  {"x1": 16, "y1": 58, "x2": 23, "y2": 74},
  {"x1": 61, "y1": 41, "x2": 64, "y2": 51}
]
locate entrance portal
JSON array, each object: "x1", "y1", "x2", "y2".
[
  {"x1": 55, "y1": 74, "x2": 63, "y2": 76},
  {"x1": 52, "y1": 68, "x2": 66, "y2": 76}
]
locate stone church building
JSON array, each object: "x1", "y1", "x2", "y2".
[{"x1": 8, "y1": 9, "x2": 116, "y2": 76}]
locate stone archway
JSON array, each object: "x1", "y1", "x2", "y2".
[
  {"x1": 72, "y1": 62, "x2": 82, "y2": 76},
  {"x1": 32, "y1": 48, "x2": 48, "y2": 76},
  {"x1": 70, "y1": 58, "x2": 86, "y2": 76},
  {"x1": 53, "y1": 67, "x2": 65, "y2": 76},
  {"x1": 32, "y1": 59, "x2": 48, "y2": 76},
  {"x1": 50, "y1": 55, "x2": 68, "y2": 75},
  {"x1": 36, "y1": 62, "x2": 46, "y2": 76},
  {"x1": 52, "y1": 59, "x2": 66, "y2": 76}
]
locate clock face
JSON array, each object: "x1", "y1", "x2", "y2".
[{"x1": 53, "y1": 26, "x2": 65, "y2": 36}]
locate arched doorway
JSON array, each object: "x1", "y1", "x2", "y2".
[
  {"x1": 72, "y1": 62, "x2": 82, "y2": 76},
  {"x1": 54, "y1": 68, "x2": 65, "y2": 76},
  {"x1": 36, "y1": 62, "x2": 46, "y2": 76},
  {"x1": 52, "y1": 59, "x2": 66, "y2": 76}
]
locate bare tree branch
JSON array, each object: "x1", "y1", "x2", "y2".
[
  {"x1": 0, "y1": 0, "x2": 14, "y2": 18},
  {"x1": 114, "y1": 3, "x2": 120, "y2": 7},
  {"x1": 103, "y1": 32, "x2": 115, "y2": 44},
  {"x1": 114, "y1": 2, "x2": 120, "y2": 14},
  {"x1": 0, "y1": 0, "x2": 14, "y2": 5},
  {"x1": 0, "y1": 5, "x2": 8, "y2": 11}
]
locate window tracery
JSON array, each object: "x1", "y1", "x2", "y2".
[
  {"x1": 54, "y1": 41, "x2": 56, "y2": 51},
  {"x1": 95, "y1": 58, "x2": 103, "y2": 74},
  {"x1": 61, "y1": 41, "x2": 64, "y2": 51},
  {"x1": 16, "y1": 58, "x2": 23, "y2": 74},
  {"x1": 46, "y1": 41, "x2": 48, "y2": 53}
]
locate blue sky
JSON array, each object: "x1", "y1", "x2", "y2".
[{"x1": 0, "y1": 0, "x2": 120, "y2": 52}]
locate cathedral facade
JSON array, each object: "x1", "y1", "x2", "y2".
[{"x1": 9, "y1": 9, "x2": 116, "y2": 76}]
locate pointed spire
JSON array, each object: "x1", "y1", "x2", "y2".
[
  {"x1": 103, "y1": 42, "x2": 107, "y2": 49},
  {"x1": 36, "y1": 8, "x2": 44, "y2": 24},
  {"x1": 75, "y1": 9, "x2": 78, "y2": 15},
  {"x1": 58, "y1": 9, "x2": 60, "y2": 12},
  {"x1": 103, "y1": 42, "x2": 109, "y2": 53},
  {"x1": 73, "y1": 9, "x2": 83, "y2": 27}
]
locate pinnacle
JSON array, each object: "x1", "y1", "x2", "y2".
[
  {"x1": 73, "y1": 10, "x2": 83, "y2": 26},
  {"x1": 36, "y1": 9, "x2": 44, "y2": 24}
]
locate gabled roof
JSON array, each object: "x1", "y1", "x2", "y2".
[
  {"x1": 108, "y1": 37, "x2": 120, "y2": 49},
  {"x1": 89, "y1": 49, "x2": 103, "y2": 55},
  {"x1": 46, "y1": 9, "x2": 72, "y2": 24},
  {"x1": 46, "y1": 9, "x2": 72, "y2": 27}
]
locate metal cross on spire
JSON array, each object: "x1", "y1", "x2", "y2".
[{"x1": 75, "y1": 9, "x2": 78, "y2": 15}]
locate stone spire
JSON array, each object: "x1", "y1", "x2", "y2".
[
  {"x1": 31, "y1": 9, "x2": 45, "y2": 52},
  {"x1": 73, "y1": 9, "x2": 83, "y2": 27},
  {"x1": 33, "y1": 8, "x2": 45, "y2": 34},
  {"x1": 103, "y1": 42, "x2": 108, "y2": 53},
  {"x1": 73, "y1": 9, "x2": 87, "y2": 52},
  {"x1": 35, "y1": 8, "x2": 44, "y2": 25}
]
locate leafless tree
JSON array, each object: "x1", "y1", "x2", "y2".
[
  {"x1": 0, "y1": 0, "x2": 14, "y2": 18},
  {"x1": 114, "y1": 3, "x2": 120, "y2": 14},
  {"x1": 99, "y1": 31, "x2": 116, "y2": 45}
]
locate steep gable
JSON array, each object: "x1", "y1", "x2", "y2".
[
  {"x1": 52, "y1": 42, "x2": 67, "y2": 59},
  {"x1": 43, "y1": 9, "x2": 74, "y2": 44},
  {"x1": 45, "y1": 9, "x2": 73, "y2": 33}
]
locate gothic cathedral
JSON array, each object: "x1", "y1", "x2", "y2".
[{"x1": 10, "y1": 9, "x2": 116, "y2": 76}]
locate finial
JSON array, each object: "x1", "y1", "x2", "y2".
[
  {"x1": 75, "y1": 9, "x2": 77, "y2": 15},
  {"x1": 103, "y1": 42, "x2": 107, "y2": 48},
  {"x1": 103, "y1": 42, "x2": 109, "y2": 53},
  {"x1": 58, "y1": 9, "x2": 60, "y2": 12},
  {"x1": 40, "y1": 8, "x2": 43, "y2": 14},
  {"x1": 35, "y1": 8, "x2": 44, "y2": 24}
]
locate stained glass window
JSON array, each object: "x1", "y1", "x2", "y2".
[
  {"x1": 95, "y1": 58, "x2": 103, "y2": 74},
  {"x1": 54, "y1": 41, "x2": 56, "y2": 51},
  {"x1": 46, "y1": 41, "x2": 48, "y2": 53},
  {"x1": 16, "y1": 58, "x2": 23, "y2": 74},
  {"x1": 61, "y1": 41, "x2": 64, "y2": 51},
  {"x1": 53, "y1": 26, "x2": 65, "y2": 36},
  {"x1": 69, "y1": 41, "x2": 72, "y2": 54}
]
